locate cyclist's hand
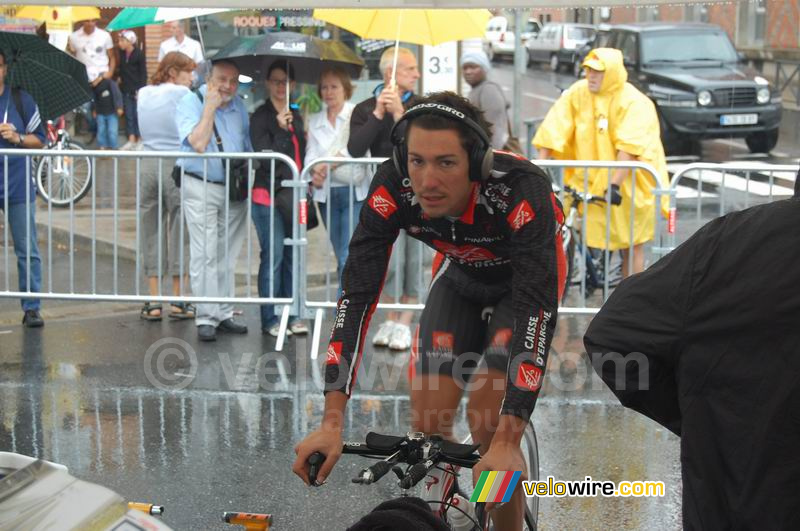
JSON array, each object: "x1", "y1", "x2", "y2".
[
  {"x1": 605, "y1": 183, "x2": 623, "y2": 206},
  {"x1": 293, "y1": 426, "x2": 342, "y2": 486},
  {"x1": 473, "y1": 442, "x2": 528, "y2": 513}
]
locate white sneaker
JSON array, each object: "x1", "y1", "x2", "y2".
[
  {"x1": 388, "y1": 323, "x2": 412, "y2": 351},
  {"x1": 289, "y1": 320, "x2": 309, "y2": 335},
  {"x1": 372, "y1": 320, "x2": 396, "y2": 347},
  {"x1": 266, "y1": 323, "x2": 292, "y2": 337},
  {"x1": 120, "y1": 140, "x2": 136, "y2": 151},
  {"x1": 134, "y1": 141, "x2": 145, "y2": 151}
]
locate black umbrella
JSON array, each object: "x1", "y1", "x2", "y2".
[
  {"x1": 0, "y1": 31, "x2": 92, "y2": 121},
  {"x1": 210, "y1": 32, "x2": 364, "y2": 84}
]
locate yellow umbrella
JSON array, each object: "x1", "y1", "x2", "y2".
[
  {"x1": 15, "y1": 6, "x2": 101, "y2": 32},
  {"x1": 313, "y1": 9, "x2": 491, "y2": 87}
]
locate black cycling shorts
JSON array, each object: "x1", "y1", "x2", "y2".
[{"x1": 411, "y1": 259, "x2": 513, "y2": 384}]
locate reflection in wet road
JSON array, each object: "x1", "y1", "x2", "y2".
[{"x1": 0, "y1": 312, "x2": 681, "y2": 529}]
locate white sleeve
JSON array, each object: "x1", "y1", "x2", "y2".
[
  {"x1": 104, "y1": 31, "x2": 113, "y2": 50},
  {"x1": 304, "y1": 118, "x2": 324, "y2": 167},
  {"x1": 158, "y1": 42, "x2": 167, "y2": 62},
  {"x1": 193, "y1": 40, "x2": 205, "y2": 63}
]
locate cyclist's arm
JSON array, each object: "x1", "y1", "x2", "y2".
[
  {"x1": 323, "y1": 162, "x2": 402, "y2": 411},
  {"x1": 498, "y1": 172, "x2": 564, "y2": 442}
]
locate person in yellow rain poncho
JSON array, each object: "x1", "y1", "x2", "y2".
[{"x1": 533, "y1": 48, "x2": 668, "y2": 277}]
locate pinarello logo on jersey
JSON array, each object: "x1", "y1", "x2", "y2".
[
  {"x1": 491, "y1": 328, "x2": 512, "y2": 348},
  {"x1": 326, "y1": 342, "x2": 342, "y2": 365},
  {"x1": 433, "y1": 240, "x2": 497, "y2": 262},
  {"x1": 507, "y1": 200, "x2": 535, "y2": 231},
  {"x1": 433, "y1": 331, "x2": 454, "y2": 350},
  {"x1": 515, "y1": 362, "x2": 543, "y2": 392},
  {"x1": 369, "y1": 186, "x2": 398, "y2": 220}
]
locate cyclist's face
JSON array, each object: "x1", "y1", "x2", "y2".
[{"x1": 407, "y1": 125, "x2": 472, "y2": 218}]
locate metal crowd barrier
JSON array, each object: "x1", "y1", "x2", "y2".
[
  {"x1": 533, "y1": 159, "x2": 664, "y2": 315},
  {"x1": 653, "y1": 161, "x2": 799, "y2": 259},
  {"x1": 297, "y1": 157, "x2": 432, "y2": 359},
  {"x1": 0, "y1": 149, "x2": 300, "y2": 349}
]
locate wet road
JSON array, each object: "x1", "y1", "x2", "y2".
[{"x1": 0, "y1": 281, "x2": 682, "y2": 530}]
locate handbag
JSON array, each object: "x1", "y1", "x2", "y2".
[{"x1": 275, "y1": 186, "x2": 319, "y2": 231}]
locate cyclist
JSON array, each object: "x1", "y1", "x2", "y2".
[{"x1": 293, "y1": 91, "x2": 566, "y2": 529}]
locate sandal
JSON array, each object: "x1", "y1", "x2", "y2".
[
  {"x1": 140, "y1": 303, "x2": 162, "y2": 321},
  {"x1": 169, "y1": 302, "x2": 196, "y2": 320}
]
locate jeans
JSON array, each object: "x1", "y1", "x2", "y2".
[
  {"x1": 252, "y1": 203, "x2": 293, "y2": 329},
  {"x1": 122, "y1": 93, "x2": 139, "y2": 138},
  {"x1": 2, "y1": 201, "x2": 42, "y2": 311},
  {"x1": 96, "y1": 113, "x2": 118, "y2": 149},
  {"x1": 318, "y1": 187, "x2": 362, "y2": 289}
]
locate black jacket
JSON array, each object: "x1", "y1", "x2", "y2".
[
  {"x1": 117, "y1": 47, "x2": 147, "y2": 94},
  {"x1": 347, "y1": 93, "x2": 417, "y2": 158},
  {"x1": 585, "y1": 197, "x2": 800, "y2": 530},
  {"x1": 249, "y1": 99, "x2": 306, "y2": 193}
]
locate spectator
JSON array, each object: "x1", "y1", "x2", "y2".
[
  {"x1": 0, "y1": 50, "x2": 46, "y2": 327},
  {"x1": 305, "y1": 66, "x2": 368, "y2": 292},
  {"x1": 136, "y1": 52, "x2": 196, "y2": 321},
  {"x1": 175, "y1": 59, "x2": 251, "y2": 342},
  {"x1": 68, "y1": 18, "x2": 116, "y2": 139},
  {"x1": 460, "y1": 50, "x2": 509, "y2": 150},
  {"x1": 116, "y1": 30, "x2": 147, "y2": 150},
  {"x1": 348, "y1": 46, "x2": 422, "y2": 351},
  {"x1": 584, "y1": 188, "x2": 800, "y2": 529},
  {"x1": 249, "y1": 61, "x2": 308, "y2": 337},
  {"x1": 532, "y1": 48, "x2": 668, "y2": 278},
  {"x1": 92, "y1": 78, "x2": 123, "y2": 150},
  {"x1": 158, "y1": 21, "x2": 204, "y2": 74}
]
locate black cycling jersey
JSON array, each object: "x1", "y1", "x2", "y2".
[{"x1": 324, "y1": 153, "x2": 566, "y2": 420}]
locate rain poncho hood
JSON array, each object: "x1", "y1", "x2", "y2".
[{"x1": 533, "y1": 47, "x2": 668, "y2": 250}]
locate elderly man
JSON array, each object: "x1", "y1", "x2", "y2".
[
  {"x1": 533, "y1": 48, "x2": 668, "y2": 278},
  {"x1": 461, "y1": 49, "x2": 509, "y2": 150},
  {"x1": 348, "y1": 46, "x2": 423, "y2": 352},
  {"x1": 175, "y1": 60, "x2": 251, "y2": 342}
]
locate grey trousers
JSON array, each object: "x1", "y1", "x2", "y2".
[
  {"x1": 138, "y1": 157, "x2": 188, "y2": 278},
  {"x1": 181, "y1": 175, "x2": 248, "y2": 327}
]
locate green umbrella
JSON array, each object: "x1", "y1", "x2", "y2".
[
  {"x1": 107, "y1": 7, "x2": 229, "y2": 30},
  {"x1": 0, "y1": 31, "x2": 92, "y2": 121}
]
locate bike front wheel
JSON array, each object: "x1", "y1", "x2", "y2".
[{"x1": 36, "y1": 141, "x2": 93, "y2": 207}]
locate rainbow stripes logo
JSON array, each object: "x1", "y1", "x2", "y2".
[{"x1": 469, "y1": 471, "x2": 522, "y2": 503}]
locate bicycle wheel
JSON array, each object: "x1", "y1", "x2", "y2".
[
  {"x1": 36, "y1": 141, "x2": 93, "y2": 207},
  {"x1": 457, "y1": 421, "x2": 540, "y2": 531}
]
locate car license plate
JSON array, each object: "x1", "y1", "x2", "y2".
[{"x1": 720, "y1": 113, "x2": 758, "y2": 126}]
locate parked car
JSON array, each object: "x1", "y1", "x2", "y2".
[
  {"x1": 572, "y1": 26, "x2": 612, "y2": 77},
  {"x1": 604, "y1": 23, "x2": 782, "y2": 154},
  {"x1": 525, "y1": 23, "x2": 596, "y2": 72},
  {"x1": 483, "y1": 15, "x2": 542, "y2": 62}
]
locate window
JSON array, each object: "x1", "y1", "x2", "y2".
[
  {"x1": 737, "y1": 0, "x2": 766, "y2": 47},
  {"x1": 619, "y1": 33, "x2": 639, "y2": 65},
  {"x1": 641, "y1": 30, "x2": 738, "y2": 64},
  {"x1": 567, "y1": 26, "x2": 595, "y2": 40}
]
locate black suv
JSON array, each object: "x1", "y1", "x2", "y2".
[{"x1": 604, "y1": 23, "x2": 782, "y2": 155}]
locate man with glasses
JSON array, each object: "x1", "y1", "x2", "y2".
[
  {"x1": 175, "y1": 59, "x2": 251, "y2": 342},
  {"x1": 0, "y1": 51, "x2": 46, "y2": 327}
]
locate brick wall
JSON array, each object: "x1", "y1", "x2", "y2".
[
  {"x1": 706, "y1": 4, "x2": 737, "y2": 42},
  {"x1": 144, "y1": 25, "x2": 169, "y2": 80},
  {"x1": 659, "y1": 6, "x2": 684, "y2": 23},
  {"x1": 766, "y1": 0, "x2": 800, "y2": 49},
  {"x1": 530, "y1": 9, "x2": 568, "y2": 24},
  {"x1": 608, "y1": 8, "x2": 637, "y2": 24}
]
